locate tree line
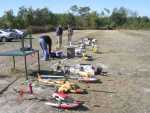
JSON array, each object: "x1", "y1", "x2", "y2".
[{"x1": 0, "y1": 5, "x2": 150, "y2": 33}]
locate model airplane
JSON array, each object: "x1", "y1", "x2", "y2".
[{"x1": 45, "y1": 92, "x2": 83, "y2": 109}]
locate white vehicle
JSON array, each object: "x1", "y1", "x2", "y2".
[
  {"x1": 4, "y1": 29, "x2": 25, "y2": 39},
  {"x1": 14, "y1": 29, "x2": 24, "y2": 36},
  {"x1": 0, "y1": 30, "x2": 14, "y2": 42}
]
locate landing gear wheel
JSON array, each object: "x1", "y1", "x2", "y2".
[
  {"x1": 2, "y1": 37, "x2": 7, "y2": 42},
  {"x1": 95, "y1": 67, "x2": 102, "y2": 75}
]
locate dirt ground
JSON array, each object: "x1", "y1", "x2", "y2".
[{"x1": 1, "y1": 30, "x2": 150, "y2": 113}]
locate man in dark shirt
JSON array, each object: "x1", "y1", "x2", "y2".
[
  {"x1": 39, "y1": 35, "x2": 52, "y2": 61},
  {"x1": 56, "y1": 25, "x2": 63, "y2": 49}
]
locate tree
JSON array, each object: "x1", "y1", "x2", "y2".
[
  {"x1": 127, "y1": 9, "x2": 138, "y2": 17},
  {"x1": 0, "y1": 5, "x2": 150, "y2": 31},
  {"x1": 87, "y1": 11, "x2": 99, "y2": 28},
  {"x1": 100, "y1": 11, "x2": 105, "y2": 17},
  {"x1": 104, "y1": 8, "x2": 110, "y2": 16},
  {"x1": 66, "y1": 13, "x2": 76, "y2": 26},
  {"x1": 17, "y1": 7, "x2": 34, "y2": 27},
  {"x1": 70, "y1": 5, "x2": 79, "y2": 15},
  {"x1": 110, "y1": 7, "x2": 127, "y2": 26},
  {"x1": 33, "y1": 8, "x2": 50, "y2": 26},
  {"x1": 0, "y1": 17, "x2": 5, "y2": 28},
  {"x1": 3, "y1": 10, "x2": 15, "y2": 28},
  {"x1": 78, "y1": 6, "x2": 90, "y2": 16}
]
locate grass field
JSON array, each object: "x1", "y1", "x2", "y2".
[{"x1": 0, "y1": 30, "x2": 150, "y2": 113}]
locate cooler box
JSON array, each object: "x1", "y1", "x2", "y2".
[
  {"x1": 50, "y1": 51, "x2": 64, "y2": 58},
  {"x1": 67, "y1": 47, "x2": 75, "y2": 58}
]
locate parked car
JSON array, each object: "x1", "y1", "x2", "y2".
[
  {"x1": 0, "y1": 30, "x2": 14, "y2": 42},
  {"x1": 14, "y1": 29, "x2": 25, "y2": 36},
  {"x1": 4, "y1": 29, "x2": 22, "y2": 39}
]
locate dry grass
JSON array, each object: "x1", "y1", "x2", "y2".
[{"x1": 0, "y1": 30, "x2": 150, "y2": 113}]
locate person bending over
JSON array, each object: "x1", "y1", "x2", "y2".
[{"x1": 39, "y1": 35, "x2": 52, "y2": 61}]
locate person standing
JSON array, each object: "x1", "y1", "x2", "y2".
[
  {"x1": 39, "y1": 35, "x2": 52, "y2": 61},
  {"x1": 56, "y1": 25, "x2": 63, "y2": 49},
  {"x1": 67, "y1": 25, "x2": 73, "y2": 46}
]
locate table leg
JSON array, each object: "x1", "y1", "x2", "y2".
[
  {"x1": 24, "y1": 55, "x2": 28, "y2": 80},
  {"x1": 12, "y1": 56, "x2": 15, "y2": 69},
  {"x1": 37, "y1": 51, "x2": 40, "y2": 73}
]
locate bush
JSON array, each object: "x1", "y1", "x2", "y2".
[{"x1": 26, "y1": 25, "x2": 55, "y2": 34}]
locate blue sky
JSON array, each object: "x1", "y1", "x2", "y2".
[{"x1": 0, "y1": 0, "x2": 150, "y2": 17}]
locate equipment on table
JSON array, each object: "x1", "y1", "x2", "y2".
[{"x1": 20, "y1": 33, "x2": 33, "y2": 51}]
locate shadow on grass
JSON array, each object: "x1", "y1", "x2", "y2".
[
  {"x1": 96, "y1": 79, "x2": 102, "y2": 84},
  {"x1": 80, "y1": 79, "x2": 103, "y2": 84},
  {"x1": 11, "y1": 40, "x2": 21, "y2": 42},
  {"x1": 0, "y1": 42, "x2": 5, "y2": 45},
  {"x1": 71, "y1": 105, "x2": 89, "y2": 112},
  {"x1": 54, "y1": 105, "x2": 89, "y2": 112},
  {"x1": 88, "y1": 89, "x2": 116, "y2": 94},
  {"x1": 29, "y1": 70, "x2": 65, "y2": 77},
  {"x1": 0, "y1": 74, "x2": 11, "y2": 78},
  {"x1": 10, "y1": 68, "x2": 25, "y2": 73},
  {"x1": 39, "y1": 70, "x2": 54, "y2": 75},
  {"x1": 96, "y1": 51, "x2": 104, "y2": 54},
  {"x1": 0, "y1": 40, "x2": 20, "y2": 43}
]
